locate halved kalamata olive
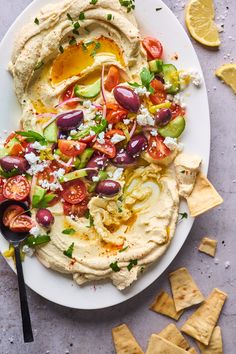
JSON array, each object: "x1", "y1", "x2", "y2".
[
  {"x1": 0, "y1": 156, "x2": 29, "y2": 173},
  {"x1": 86, "y1": 154, "x2": 108, "y2": 180},
  {"x1": 58, "y1": 130, "x2": 69, "y2": 140},
  {"x1": 36, "y1": 208, "x2": 54, "y2": 228},
  {"x1": 127, "y1": 135, "x2": 148, "y2": 156},
  {"x1": 56, "y1": 110, "x2": 84, "y2": 131},
  {"x1": 155, "y1": 108, "x2": 172, "y2": 127},
  {"x1": 113, "y1": 86, "x2": 141, "y2": 113},
  {"x1": 96, "y1": 180, "x2": 121, "y2": 197},
  {"x1": 113, "y1": 150, "x2": 136, "y2": 167}
]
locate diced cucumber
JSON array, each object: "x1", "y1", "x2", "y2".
[
  {"x1": 0, "y1": 147, "x2": 8, "y2": 158},
  {"x1": 59, "y1": 170, "x2": 88, "y2": 183},
  {"x1": 98, "y1": 171, "x2": 108, "y2": 181},
  {"x1": 78, "y1": 148, "x2": 94, "y2": 169},
  {"x1": 162, "y1": 64, "x2": 180, "y2": 94},
  {"x1": 74, "y1": 79, "x2": 101, "y2": 99},
  {"x1": 158, "y1": 116, "x2": 186, "y2": 138},
  {"x1": 43, "y1": 121, "x2": 58, "y2": 143},
  {"x1": 149, "y1": 59, "x2": 163, "y2": 73},
  {"x1": 32, "y1": 186, "x2": 46, "y2": 208},
  {"x1": 54, "y1": 148, "x2": 70, "y2": 162}
]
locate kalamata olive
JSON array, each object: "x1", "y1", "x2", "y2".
[
  {"x1": 113, "y1": 150, "x2": 136, "y2": 167},
  {"x1": 58, "y1": 130, "x2": 69, "y2": 140},
  {"x1": 127, "y1": 135, "x2": 148, "y2": 156},
  {"x1": 155, "y1": 108, "x2": 172, "y2": 127},
  {"x1": 113, "y1": 86, "x2": 141, "y2": 113},
  {"x1": 86, "y1": 154, "x2": 108, "y2": 180},
  {"x1": 96, "y1": 180, "x2": 121, "y2": 197},
  {"x1": 0, "y1": 156, "x2": 29, "y2": 173},
  {"x1": 36, "y1": 208, "x2": 54, "y2": 228},
  {"x1": 56, "y1": 110, "x2": 84, "y2": 131}
]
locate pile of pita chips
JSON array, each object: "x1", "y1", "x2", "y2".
[
  {"x1": 112, "y1": 324, "x2": 144, "y2": 354},
  {"x1": 187, "y1": 173, "x2": 223, "y2": 217},
  {"x1": 181, "y1": 288, "x2": 227, "y2": 345},
  {"x1": 199, "y1": 237, "x2": 218, "y2": 257},
  {"x1": 196, "y1": 326, "x2": 223, "y2": 353},
  {"x1": 146, "y1": 334, "x2": 190, "y2": 354},
  {"x1": 149, "y1": 290, "x2": 183, "y2": 320},
  {"x1": 169, "y1": 268, "x2": 204, "y2": 311}
]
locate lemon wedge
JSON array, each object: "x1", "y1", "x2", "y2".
[
  {"x1": 216, "y1": 63, "x2": 236, "y2": 94},
  {"x1": 185, "y1": 0, "x2": 221, "y2": 47}
]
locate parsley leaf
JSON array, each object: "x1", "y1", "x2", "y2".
[
  {"x1": 107, "y1": 14, "x2": 112, "y2": 21},
  {"x1": 25, "y1": 235, "x2": 51, "y2": 247},
  {"x1": 67, "y1": 13, "x2": 73, "y2": 22},
  {"x1": 62, "y1": 228, "x2": 76, "y2": 235},
  {"x1": 63, "y1": 243, "x2": 74, "y2": 259},
  {"x1": 110, "y1": 261, "x2": 121, "y2": 272},
  {"x1": 0, "y1": 168, "x2": 20, "y2": 178},
  {"x1": 178, "y1": 212, "x2": 188, "y2": 222},
  {"x1": 127, "y1": 259, "x2": 138, "y2": 271},
  {"x1": 34, "y1": 18, "x2": 39, "y2": 25},
  {"x1": 140, "y1": 67, "x2": 155, "y2": 93},
  {"x1": 59, "y1": 45, "x2": 64, "y2": 53},
  {"x1": 79, "y1": 12, "x2": 85, "y2": 20},
  {"x1": 85, "y1": 211, "x2": 94, "y2": 227},
  {"x1": 90, "y1": 0, "x2": 98, "y2": 4},
  {"x1": 119, "y1": 246, "x2": 129, "y2": 253},
  {"x1": 16, "y1": 130, "x2": 47, "y2": 144},
  {"x1": 90, "y1": 41, "x2": 101, "y2": 57},
  {"x1": 69, "y1": 37, "x2": 77, "y2": 46},
  {"x1": 119, "y1": 0, "x2": 135, "y2": 12},
  {"x1": 34, "y1": 61, "x2": 44, "y2": 71},
  {"x1": 73, "y1": 21, "x2": 80, "y2": 29}
]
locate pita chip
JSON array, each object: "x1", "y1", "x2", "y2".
[
  {"x1": 181, "y1": 288, "x2": 227, "y2": 346},
  {"x1": 146, "y1": 334, "x2": 189, "y2": 354},
  {"x1": 197, "y1": 326, "x2": 223, "y2": 354},
  {"x1": 158, "y1": 323, "x2": 190, "y2": 350},
  {"x1": 187, "y1": 173, "x2": 223, "y2": 217},
  {"x1": 199, "y1": 237, "x2": 218, "y2": 257},
  {"x1": 150, "y1": 290, "x2": 183, "y2": 320},
  {"x1": 112, "y1": 324, "x2": 144, "y2": 354},
  {"x1": 169, "y1": 267, "x2": 204, "y2": 311},
  {"x1": 188, "y1": 348, "x2": 198, "y2": 354}
]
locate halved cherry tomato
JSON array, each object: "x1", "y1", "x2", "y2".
[
  {"x1": 62, "y1": 180, "x2": 87, "y2": 205},
  {"x1": 3, "y1": 176, "x2": 30, "y2": 201},
  {"x1": 104, "y1": 66, "x2": 120, "y2": 92},
  {"x1": 149, "y1": 79, "x2": 167, "y2": 105},
  {"x1": 37, "y1": 166, "x2": 55, "y2": 185},
  {"x1": 93, "y1": 139, "x2": 116, "y2": 158},
  {"x1": 170, "y1": 103, "x2": 186, "y2": 119},
  {"x1": 0, "y1": 178, "x2": 6, "y2": 203},
  {"x1": 63, "y1": 198, "x2": 88, "y2": 217},
  {"x1": 142, "y1": 37, "x2": 163, "y2": 60},
  {"x1": 106, "y1": 103, "x2": 128, "y2": 124},
  {"x1": 105, "y1": 129, "x2": 125, "y2": 140},
  {"x1": 3, "y1": 205, "x2": 25, "y2": 227},
  {"x1": 61, "y1": 84, "x2": 77, "y2": 108},
  {"x1": 79, "y1": 134, "x2": 96, "y2": 144},
  {"x1": 148, "y1": 136, "x2": 171, "y2": 160},
  {"x1": 58, "y1": 140, "x2": 87, "y2": 157},
  {"x1": 9, "y1": 215, "x2": 34, "y2": 233}
]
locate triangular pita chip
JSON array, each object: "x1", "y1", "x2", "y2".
[
  {"x1": 199, "y1": 237, "x2": 218, "y2": 257},
  {"x1": 187, "y1": 173, "x2": 223, "y2": 217},
  {"x1": 112, "y1": 324, "x2": 144, "y2": 354},
  {"x1": 181, "y1": 288, "x2": 227, "y2": 345},
  {"x1": 197, "y1": 326, "x2": 223, "y2": 353},
  {"x1": 169, "y1": 267, "x2": 204, "y2": 311},
  {"x1": 188, "y1": 348, "x2": 198, "y2": 354},
  {"x1": 158, "y1": 323, "x2": 190, "y2": 350},
  {"x1": 150, "y1": 290, "x2": 183, "y2": 320},
  {"x1": 146, "y1": 334, "x2": 189, "y2": 354}
]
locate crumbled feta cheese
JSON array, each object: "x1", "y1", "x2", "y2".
[
  {"x1": 70, "y1": 130, "x2": 77, "y2": 136},
  {"x1": 137, "y1": 105, "x2": 155, "y2": 126},
  {"x1": 123, "y1": 119, "x2": 131, "y2": 125},
  {"x1": 83, "y1": 100, "x2": 92, "y2": 109},
  {"x1": 25, "y1": 152, "x2": 39, "y2": 164},
  {"x1": 30, "y1": 141, "x2": 45, "y2": 151},
  {"x1": 22, "y1": 245, "x2": 34, "y2": 257},
  {"x1": 27, "y1": 160, "x2": 48, "y2": 176},
  {"x1": 113, "y1": 168, "x2": 124, "y2": 180},
  {"x1": 53, "y1": 168, "x2": 65, "y2": 179},
  {"x1": 134, "y1": 86, "x2": 150, "y2": 96},
  {"x1": 163, "y1": 137, "x2": 178, "y2": 151},
  {"x1": 111, "y1": 134, "x2": 126, "y2": 144},
  {"x1": 173, "y1": 93, "x2": 186, "y2": 108},
  {"x1": 150, "y1": 130, "x2": 158, "y2": 136},
  {"x1": 108, "y1": 124, "x2": 113, "y2": 131},
  {"x1": 92, "y1": 175, "x2": 100, "y2": 182},
  {"x1": 30, "y1": 226, "x2": 41, "y2": 237},
  {"x1": 97, "y1": 132, "x2": 105, "y2": 144},
  {"x1": 39, "y1": 179, "x2": 62, "y2": 191},
  {"x1": 179, "y1": 69, "x2": 202, "y2": 88}
]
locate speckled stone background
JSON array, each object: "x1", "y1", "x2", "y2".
[{"x1": 0, "y1": 1, "x2": 235, "y2": 353}]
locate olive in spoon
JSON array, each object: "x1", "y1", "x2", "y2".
[{"x1": 0, "y1": 200, "x2": 34, "y2": 343}]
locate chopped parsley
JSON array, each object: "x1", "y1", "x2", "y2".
[
  {"x1": 140, "y1": 67, "x2": 155, "y2": 93},
  {"x1": 67, "y1": 13, "x2": 73, "y2": 22},
  {"x1": 118, "y1": 206, "x2": 123, "y2": 213},
  {"x1": 119, "y1": 246, "x2": 129, "y2": 253},
  {"x1": 85, "y1": 211, "x2": 94, "y2": 228},
  {"x1": 32, "y1": 192, "x2": 56, "y2": 209},
  {"x1": 127, "y1": 259, "x2": 138, "y2": 271},
  {"x1": 119, "y1": 0, "x2": 135, "y2": 13},
  {"x1": 140, "y1": 266, "x2": 145, "y2": 273},
  {"x1": 90, "y1": 0, "x2": 98, "y2": 4},
  {"x1": 34, "y1": 17, "x2": 39, "y2": 25},
  {"x1": 25, "y1": 235, "x2": 51, "y2": 247},
  {"x1": 62, "y1": 228, "x2": 76, "y2": 235},
  {"x1": 17, "y1": 130, "x2": 47, "y2": 144},
  {"x1": 156, "y1": 7, "x2": 162, "y2": 11},
  {"x1": 110, "y1": 261, "x2": 121, "y2": 272},
  {"x1": 63, "y1": 243, "x2": 75, "y2": 259},
  {"x1": 178, "y1": 212, "x2": 188, "y2": 222},
  {"x1": 69, "y1": 37, "x2": 77, "y2": 46},
  {"x1": 107, "y1": 14, "x2": 112, "y2": 21},
  {"x1": 34, "y1": 61, "x2": 44, "y2": 71},
  {"x1": 0, "y1": 168, "x2": 20, "y2": 178},
  {"x1": 82, "y1": 43, "x2": 88, "y2": 51},
  {"x1": 90, "y1": 42, "x2": 101, "y2": 57},
  {"x1": 73, "y1": 21, "x2": 80, "y2": 30},
  {"x1": 59, "y1": 45, "x2": 64, "y2": 53},
  {"x1": 79, "y1": 12, "x2": 85, "y2": 20}
]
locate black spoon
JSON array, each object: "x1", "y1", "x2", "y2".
[{"x1": 0, "y1": 200, "x2": 34, "y2": 343}]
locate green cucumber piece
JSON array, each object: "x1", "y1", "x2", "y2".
[
  {"x1": 74, "y1": 79, "x2": 101, "y2": 99},
  {"x1": 149, "y1": 59, "x2": 163, "y2": 73},
  {"x1": 162, "y1": 64, "x2": 180, "y2": 94},
  {"x1": 0, "y1": 147, "x2": 8, "y2": 158},
  {"x1": 43, "y1": 121, "x2": 58, "y2": 143},
  {"x1": 158, "y1": 116, "x2": 186, "y2": 138},
  {"x1": 59, "y1": 170, "x2": 87, "y2": 183},
  {"x1": 54, "y1": 148, "x2": 70, "y2": 162},
  {"x1": 78, "y1": 148, "x2": 94, "y2": 169},
  {"x1": 32, "y1": 186, "x2": 46, "y2": 208}
]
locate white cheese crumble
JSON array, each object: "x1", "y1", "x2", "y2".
[
  {"x1": 150, "y1": 130, "x2": 158, "y2": 137},
  {"x1": 83, "y1": 100, "x2": 92, "y2": 109},
  {"x1": 123, "y1": 119, "x2": 131, "y2": 125},
  {"x1": 25, "y1": 152, "x2": 39, "y2": 164},
  {"x1": 173, "y1": 93, "x2": 186, "y2": 108},
  {"x1": 39, "y1": 179, "x2": 62, "y2": 191},
  {"x1": 134, "y1": 86, "x2": 150, "y2": 97},
  {"x1": 92, "y1": 175, "x2": 100, "y2": 182},
  {"x1": 163, "y1": 137, "x2": 178, "y2": 151},
  {"x1": 70, "y1": 129, "x2": 77, "y2": 136},
  {"x1": 111, "y1": 134, "x2": 126, "y2": 144},
  {"x1": 179, "y1": 69, "x2": 202, "y2": 88},
  {"x1": 53, "y1": 168, "x2": 65, "y2": 179},
  {"x1": 113, "y1": 168, "x2": 124, "y2": 180},
  {"x1": 30, "y1": 226, "x2": 41, "y2": 237},
  {"x1": 137, "y1": 105, "x2": 155, "y2": 126},
  {"x1": 30, "y1": 141, "x2": 46, "y2": 151},
  {"x1": 97, "y1": 132, "x2": 105, "y2": 144}
]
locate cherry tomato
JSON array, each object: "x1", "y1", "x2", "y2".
[
  {"x1": 170, "y1": 103, "x2": 186, "y2": 119},
  {"x1": 104, "y1": 66, "x2": 120, "y2": 92},
  {"x1": 0, "y1": 177, "x2": 6, "y2": 203},
  {"x1": 106, "y1": 103, "x2": 128, "y2": 124},
  {"x1": 149, "y1": 79, "x2": 167, "y2": 105},
  {"x1": 93, "y1": 139, "x2": 116, "y2": 158},
  {"x1": 60, "y1": 84, "x2": 77, "y2": 108},
  {"x1": 148, "y1": 136, "x2": 171, "y2": 160},
  {"x1": 62, "y1": 180, "x2": 87, "y2": 205},
  {"x1": 9, "y1": 215, "x2": 34, "y2": 233},
  {"x1": 37, "y1": 166, "x2": 55, "y2": 185},
  {"x1": 105, "y1": 129, "x2": 125, "y2": 140},
  {"x1": 3, "y1": 176, "x2": 30, "y2": 201},
  {"x1": 3, "y1": 205, "x2": 25, "y2": 227},
  {"x1": 79, "y1": 134, "x2": 96, "y2": 144},
  {"x1": 58, "y1": 140, "x2": 87, "y2": 157},
  {"x1": 63, "y1": 198, "x2": 88, "y2": 217},
  {"x1": 142, "y1": 37, "x2": 163, "y2": 60}
]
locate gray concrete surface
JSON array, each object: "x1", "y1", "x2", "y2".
[{"x1": 0, "y1": 1, "x2": 235, "y2": 353}]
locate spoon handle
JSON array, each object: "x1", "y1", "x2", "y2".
[{"x1": 14, "y1": 244, "x2": 34, "y2": 343}]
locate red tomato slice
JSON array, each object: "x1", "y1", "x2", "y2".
[
  {"x1": 93, "y1": 139, "x2": 116, "y2": 158},
  {"x1": 149, "y1": 79, "x2": 167, "y2": 105},
  {"x1": 104, "y1": 66, "x2": 120, "y2": 92},
  {"x1": 37, "y1": 166, "x2": 55, "y2": 185},
  {"x1": 142, "y1": 37, "x2": 163, "y2": 60},
  {"x1": 106, "y1": 103, "x2": 128, "y2": 124},
  {"x1": 0, "y1": 178, "x2": 6, "y2": 203},
  {"x1": 79, "y1": 134, "x2": 96, "y2": 144},
  {"x1": 63, "y1": 198, "x2": 88, "y2": 217},
  {"x1": 61, "y1": 84, "x2": 77, "y2": 108},
  {"x1": 105, "y1": 129, "x2": 125, "y2": 140},
  {"x1": 3, "y1": 205, "x2": 25, "y2": 227},
  {"x1": 170, "y1": 103, "x2": 186, "y2": 119},
  {"x1": 3, "y1": 176, "x2": 30, "y2": 201},
  {"x1": 62, "y1": 180, "x2": 87, "y2": 205},
  {"x1": 58, "y1": 140, "x2": 87, "y2": 157},
  {"x1": 148, "y1": 136, "x2": 171, "y2": 160},
  {"x1": 9, "y1": 215, "x2": 34, "y2": 233}
]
